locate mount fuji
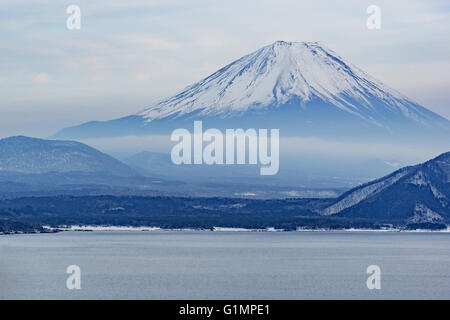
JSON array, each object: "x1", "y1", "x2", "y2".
[{"x1": 54, "y1": 41, "x2": 450, "y2": 140}]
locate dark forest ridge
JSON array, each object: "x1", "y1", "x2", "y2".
[{"x1": 1, "y1": 150, "x2": 448, "y2": 233}]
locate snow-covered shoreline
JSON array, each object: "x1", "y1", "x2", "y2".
[
  {"x1": 50, "y1": 225, "x2": 450, "y2": 233},
  {"x1": 54, "y1": 225, "x2": 284, "y2": 232}
]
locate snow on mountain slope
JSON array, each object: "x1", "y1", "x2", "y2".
[
  {"x1": 320, "y1": 151, "x2": 450, "y2": 220},
  {"x1": 53, "y1": 41, "x2": 450, "y2": 140},
  {"x1": 137, "y1": 41, "x2": 446, "y2": 129},
  {"x1": 321, "y1": 166, "x2": 414, "y2": 216},
  {"x1": 408, "y1": 203, "x2": 444, "y2": 223}
]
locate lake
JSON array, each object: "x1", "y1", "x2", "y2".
[{"x1": 1, "y1": 230, "x2": 450, "y2": 299}]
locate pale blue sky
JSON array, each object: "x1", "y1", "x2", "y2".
[{"x1": 1, "y1": 0, "x2": 449, "y2": 138}]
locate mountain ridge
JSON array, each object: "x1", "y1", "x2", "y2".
[
  {"x1": 54, "y1": 41, "x2": 450, "y2": 140},
  {"x1": 1, "y1": 150, "x2": 449, "y2": 229},
  {"x1": 0, "y1": 135, "x2": 137, "y2": 176},
  {"x1": 322, "y1": 151, "x2": 450, "y2": 223}
]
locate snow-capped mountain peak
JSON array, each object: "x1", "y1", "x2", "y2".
[
  {"x1": 53, "y1": 41, "x2": 450, "y2": 140},
  {"x1": 137, "y1": 41, "x2": 430, "y2": 126}
]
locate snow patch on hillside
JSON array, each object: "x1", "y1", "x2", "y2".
[
  {"x1": 321, "y1": 168, "x2": 412, "y2": 215},
  {"x1": 409, "y1": 203, "x2": 444, "y2": 223}
]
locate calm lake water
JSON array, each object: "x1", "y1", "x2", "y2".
[{"x1": 1, "y1": 231, "x2": 450, "y2": 299}]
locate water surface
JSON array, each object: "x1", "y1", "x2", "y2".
[{"x1": 1, "y1": 231, "x2": 449, "y2": 299}]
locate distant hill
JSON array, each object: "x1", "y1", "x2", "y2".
[
  {"x1": 0, "y1": 136, "x2": 136, "y2": 177},
  {"x1": 1, "y1": 152, "x2": 449, "y2": 231},
  {"x1": 124, "y1": 151, "x2": 172, "y2": 176},
  {"x1": 123, "y1": 151, "x2": 264, "y2": 182},
  {"x1": 321, "y1": 151, "x2": 450, "y2": 224},
  {"x1": 0, "y1": 219, "x2": 46, "y2": 234},
  {"x1": 0, "y1": 137, "x2": 328, "y2": 199}
]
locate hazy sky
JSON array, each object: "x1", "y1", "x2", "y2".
[{"x1": 1, "y1": 0, "x2": 449, "y2": 138}]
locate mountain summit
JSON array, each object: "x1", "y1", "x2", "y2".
[
  {"x1": 54, "y1": 41, "x2": 450, "y2": 139},
  {"x1": 138, "y1": 41, "x2": 441, "y2": 125}
]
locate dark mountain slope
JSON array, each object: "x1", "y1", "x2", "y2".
[{"x1": 321, "y1": 152, "x2": 450, "y2": 223}]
